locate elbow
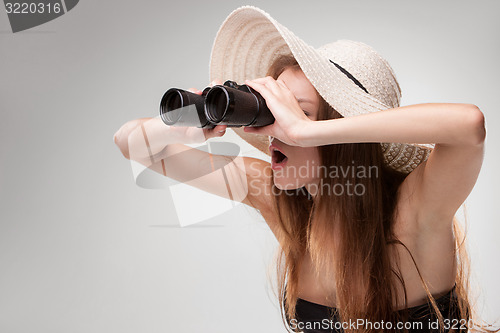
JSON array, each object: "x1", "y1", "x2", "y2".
[
  {"x1": 465, "y1": 104, "x2": 486, "y2": 145},
  {"x1": 114, "y1": 131, "x2": 131, "y2": 160}
]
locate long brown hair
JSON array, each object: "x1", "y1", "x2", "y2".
[{"x1": 265, "y1": 54, "x2": 498, "y2": 333}]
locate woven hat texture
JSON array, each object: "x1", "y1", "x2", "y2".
[{"x1": 209, "y1": 6, "x2": 434, "y2": 174}]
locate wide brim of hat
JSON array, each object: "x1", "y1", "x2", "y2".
[{"x1": 209, "y1": 6, "x2": 434, "y2": 174}]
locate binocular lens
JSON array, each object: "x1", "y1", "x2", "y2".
[
  {"x1": 159, "y1": 88, "x2": 213, "y2": 128},
  {"x1": 167, "y1": 93, "x2": 182, "y2": 111},
  {"x1": 160, "y1": 90, "x2": 183, "y2": 124},
  {"x1": 205, "y1": 87, "x2": 229, "y2": 123},
  {"x1": 159, "y1": 81, "x2": 274, "y2": 128}
]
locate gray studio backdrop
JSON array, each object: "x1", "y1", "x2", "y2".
[{"x1": 1, "y1": 0, "x2": 499, "y2": 332}]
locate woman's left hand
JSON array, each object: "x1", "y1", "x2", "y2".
[{"x1": 243, "y1": 77, "x2": 313, "y2": 146}]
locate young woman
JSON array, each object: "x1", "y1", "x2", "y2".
[{"x1": 114, "y1": 6, "x2": 496, "y2": 333}]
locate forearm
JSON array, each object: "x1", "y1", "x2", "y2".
[
  {"x1": 128, "y1": 117, "x2": 191, "y2": 161},
  {"x1": 301, "y1": 103, "x2": 485, "y2": 147}
]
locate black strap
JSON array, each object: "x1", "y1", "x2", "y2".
[{"x1": 329, "y1": 60, "x2": 369, "y2": 94}]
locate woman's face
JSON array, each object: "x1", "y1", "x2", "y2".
[{"x1": 270, "y1": 68, "x2": 322, "y2": 194}]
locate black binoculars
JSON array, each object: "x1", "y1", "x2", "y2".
[{"x1": 159, "y1": 80, "x2": 275, "y2": 128}]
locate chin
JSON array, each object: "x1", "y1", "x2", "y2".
[
  {"x1": 273, "y1": 175, "x2": 307, "y2": 191},
  {"x1": 274, "y1": 182, "x2": 298, "y2": 191}
]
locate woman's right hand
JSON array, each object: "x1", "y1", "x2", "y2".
[{"x1": 114, "y1": 82, "x2": 227, "y2": 161}]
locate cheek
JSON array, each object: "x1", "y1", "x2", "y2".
[
  {"x1": 298, "y1": 148, "x2": 319, "y2": 162},
  {"x1": 273, "y1": 147, "x2": 321, "y2": 188},
  {"x1": 290, "y1": 147, "x2": 321, "y2": 168}
]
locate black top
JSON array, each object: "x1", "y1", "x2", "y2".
[{"x1": 284, "y1": 284, "x2": 469, "y2": 332}]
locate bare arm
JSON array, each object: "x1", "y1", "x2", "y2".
[
  {"x1": 299, "y1": 103, "x2": 485, "y2": 147},
  {"x1": 243, "y1": 77, "x2": 486, "y2": 230},
  {"x1": 114, "y1": 116, "x2": 278, "y2": 231},
  {"x1": 300, "y1": 103, "x2": 486, "y2": 229}
]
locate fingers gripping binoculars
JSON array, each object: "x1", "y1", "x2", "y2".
[{"x1": 159, "y1": 81, "x2": 275, "y2": 128}]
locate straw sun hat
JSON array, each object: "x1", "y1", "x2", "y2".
[{"x1": 209, "y1": 6, "x2": 434, "y2": 174}]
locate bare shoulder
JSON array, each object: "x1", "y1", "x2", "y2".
[{"x1": 240, "y1": 157, "x2": 274, "y2": 211}]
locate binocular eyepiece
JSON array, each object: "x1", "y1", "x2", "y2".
[{"x1": 159, "y1": 80, "x2": 275, "y2": 128}]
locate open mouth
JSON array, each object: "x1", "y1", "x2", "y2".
[{"x1": 271, "y1": 147, "x2": 288, "y2": 167}]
